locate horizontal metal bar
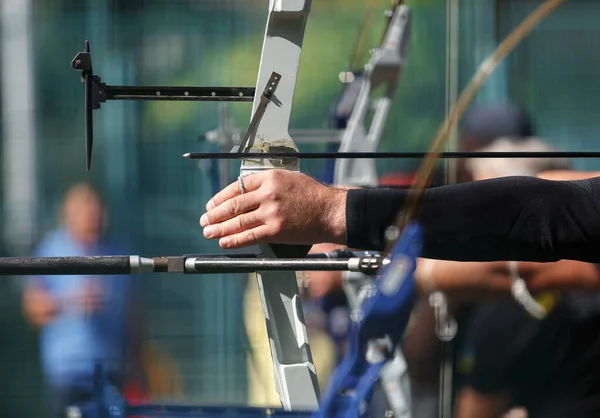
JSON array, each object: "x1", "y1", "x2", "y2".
[
  {"x1": 104, "y1": 85, "x2": 255, "y2": 102},
  {"x1": 185, "y1": 256, "x2": 387, "y2": 275},
  {"x1": 0, "y1": 255, "x2": 387, "y2": 276},
  {"x1": 187, "y1": 258, "x2": 350, "y2": 273},
  {"x1": 183, "y1": 151, "x2": 600, "y2": 160},
  {"x1": 111, "y1": 95, "x2": 253, "y2": 102},
  {"x1": 185, "y1": 250, "x2": 373, "y2": 259}
]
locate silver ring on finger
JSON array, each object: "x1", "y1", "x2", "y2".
[{"x1": 238, "y1": 175, "x2": 246, "y2": 195}]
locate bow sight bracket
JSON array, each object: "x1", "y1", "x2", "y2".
[{"x1": 71, "y1": 40, "x2": 256, "y2": 170}]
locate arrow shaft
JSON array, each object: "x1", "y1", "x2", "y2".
[{"x1": 184, "y1": 151, "x2": 600, "y2": 160}]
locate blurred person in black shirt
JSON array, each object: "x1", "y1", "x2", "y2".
[{"x1": 455, "y1": 291, "x2": 600, "y2": 418}]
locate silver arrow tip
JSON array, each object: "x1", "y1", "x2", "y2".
[{"x1": 182, "y1": 153, "x2": 191, "y2": 158}]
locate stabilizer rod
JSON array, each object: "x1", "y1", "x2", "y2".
[
  {"x1": 185, "y1": 256, "x2": 387, "y2": 274},
  {"x1": 0, "y1": 256, "x2": 152, "y2": 275},
  {"x1": 0, "y1": 254, "x2": 387, "y2": 276}
]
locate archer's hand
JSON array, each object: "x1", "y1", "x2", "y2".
[{"x1": 200, "y1": 170, "x2": 347, "y2": 249}]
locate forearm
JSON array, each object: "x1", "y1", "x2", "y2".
[
  {"x1": 415, "y1": 259, "x2": 510, "y2": 297},
  {"x1": 346, "y1": 176, "x2": 600, "y2": 262},
  {"x1": 519, "y1": 260, "x2": 600, "y2": 292},
  {"x1": 414, "y1": 259, "x2": 600, "y2": 298}
]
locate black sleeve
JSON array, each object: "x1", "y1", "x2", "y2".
[{"x1": 346, "y1": 176, "x2": 600, "y2": 263}]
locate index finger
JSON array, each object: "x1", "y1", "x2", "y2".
[{"x1": 206, "y1": 172, "x2": 263, "y2": 211}]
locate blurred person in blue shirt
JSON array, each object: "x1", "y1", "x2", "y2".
[{"x1": 22, "y1": 183, "x2": 144, "y2": 417}]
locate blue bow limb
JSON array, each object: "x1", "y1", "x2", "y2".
[{"x1": 314, "y1": 223, "x2": 422, "y2": 418}]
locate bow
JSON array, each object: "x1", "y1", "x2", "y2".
[
  {"x1": 233, "y1": 0, "x2": 320, "y2": 411},
  {"x1": 330, "y1": 3, "x2": 413, "y2": 417}
]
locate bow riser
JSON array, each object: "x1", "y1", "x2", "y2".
[{"x1": 237, "y1": 0, "x2": 320, "y2": 411}]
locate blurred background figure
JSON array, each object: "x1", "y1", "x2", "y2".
[
  {"x1": 22, "y1": 183, "x2": 145, "y2": 418},
  {"x1": 466, "y1": 136, "x2": 571, "y2": 179},
  {"x1": 460, "y1": 103, "x2": 534, "y2": 152},
  {"x1": 457, "y1": 103, "x2": 534, "y2": 182}
]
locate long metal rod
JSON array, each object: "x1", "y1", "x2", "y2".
[
  {"x1": 0, "y1": 255, "x2": 138, "y2": 275},
  {"x1": 183, "y1": 151, "x2": 600, "y2": 160},
  {"x1": 104, "y1": 85, "x2": 255, "y2": 102},
  {"x1": 102, "y1": 85, "x2": 256, "y2": 102},
  {"x1": 185, "y1": 257, "x2": 382, "y2": 273},
  {"x1": 0, "y1": 255, "x2": 387, "y2": 276}
]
